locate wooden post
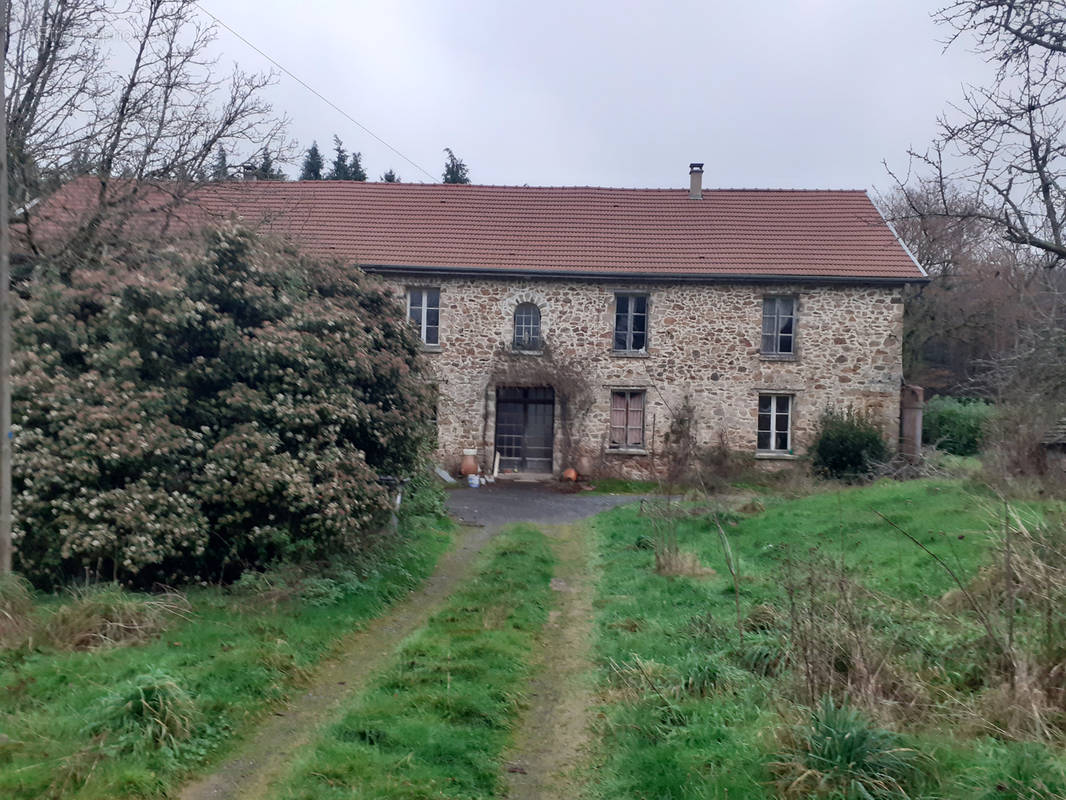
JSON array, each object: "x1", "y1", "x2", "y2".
[
  {"x1": 0, "y1": 0, "x2": 12, "y2": 574},
  {"x1": 900, "y1": 384, "x2": 924, "y2": 464}
]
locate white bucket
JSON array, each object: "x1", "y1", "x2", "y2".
[{"x1": 467, "y1": 474, "x2": 480, "y2": 488}]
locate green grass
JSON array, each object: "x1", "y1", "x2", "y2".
[
  {"x1": 275, "y1": 523, "x2": 555, "y2": 800},
  {"x1": 585, "y1": 479, "x2": 1066, "y2": 800},
  {"x1": 0, "y1": 516, "x2": 451, "y2": 800},
  {"x1": 588, "y1": 477, "x2": 664, "y2": 494}
]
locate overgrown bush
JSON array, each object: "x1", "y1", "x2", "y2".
[
  {"x1": 980, "y1": 400, "x2": 1062, "y2": 482},
  {"x1": 771, "y1": 695, "x2": 919, "y2": 799},
  {"x1": 811, "y1": 406, "x2": 889, "y2": 479},
  {"x1": 923, "y1": 396, "x2": 994, "y2": 456},
  {"x1": 45, "y1": 584, "x2": 189, "y2": 650},
  {"x1": 0, "y1": 572, "x2": 33, "y2": 644},
  {"x1": 86, "y1": 669, "x2": 197, "y2": 753},
  {"x1": 13, "y1": 226, "x2": 434, "y2": 587}
]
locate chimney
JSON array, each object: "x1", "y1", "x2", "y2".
[
  {"x1": 242, "y1": 163, "x2": 257, "y2": 182},
  {"x1": 689, "y1": 163, "x2": 704, "y2": 199}
]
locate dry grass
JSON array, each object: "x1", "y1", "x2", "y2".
[
  {"x1": 45, "y1": 584, "x2": 190, "y2": 650},
  {"x1": 654, "y1": 544, "x2": 715, "y2": 578},
  {"x1": 769, "y1": 696, "x2": 920, "y2": 800},
  {"x1": 0, "y1": 573, "x2": 33, "y2": 645}
]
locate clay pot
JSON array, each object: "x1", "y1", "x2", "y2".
[
  {"x1": 460, "y1": 449, "x2": 479, "y2": 476},
  {"x1": 562, "y1": 467, "x2": 578, "y2": 482}
]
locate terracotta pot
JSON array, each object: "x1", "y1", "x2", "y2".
[{"x1": 460, "y1": 449, "x2": 479, "y2": 476}]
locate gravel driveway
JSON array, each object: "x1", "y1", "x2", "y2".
[{"x1": 444, "y1": 481, "x2": 640, "y2": 528}]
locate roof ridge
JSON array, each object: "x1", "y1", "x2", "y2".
[{"x1": 270, "y1": 181, "x2": 869, "y2": 194}]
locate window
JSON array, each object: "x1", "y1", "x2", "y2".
[
  {"x1": 408, "y1": 288, "x2": 440, "y2": 345},
  {"x1": 610, "y1": 390, "x2": 645, "y2": 449},
  {"x1": 757, "y1": 394, "x2": 792, "y2": 452},
  {"x1": 761, "y1": 295, "x2": 796, "y2": 355},
  {"x1": 613, "y1": 293, "x2": 648, "y2": 352},
  {"x1": 513, "y1": 303, "x2": 542, "y2": 349}
]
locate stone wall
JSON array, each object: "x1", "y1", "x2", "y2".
[{"x1": 378, "y1": 274, "x2": 904, "y2": 478}]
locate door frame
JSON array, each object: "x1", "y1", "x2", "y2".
[{"x1": 493, "y1": 386, "x2": 555, "y2": 473}]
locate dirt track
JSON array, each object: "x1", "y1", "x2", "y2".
[
  {"x1": 503, "y1": 522, "x2": 598, "y2": 800},
  {"x1": 179, "y1": 483, "x2": 635, "y2": 800}
]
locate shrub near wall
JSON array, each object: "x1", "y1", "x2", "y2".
[
  {"x1": 13, "y1": 226, "x2": 434, "y2": 587},
  {"x1": 810, "y1": 406, "x2": 888, "y2": 478},
  {"x1": 923, "y1": 396, "x2": 994, "y2": 456}
]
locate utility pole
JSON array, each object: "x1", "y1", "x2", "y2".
[{"x1": 0, "y1": 0, "x2": 12, "y2": 575}]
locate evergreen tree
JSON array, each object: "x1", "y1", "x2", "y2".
[
  {"x1": 211, "y1": 145, "x2": 229, "y2": 181},
  {"x1": 326, "y1": 135, "x2": 350, "y2": 180},
  {"x1": 300, "y1": 141, "x2": 324, "y2": 180},
  {"x1": 381, "y1": 169, "x2": 400, "y2": 183},
  {"x1": 256, "y1": 151, "x2": 286, "y2": 180},
  {"x1": 349, "y1": 151, "x2": 367, "y2": 181},
  {"x1": 442, "y1": 147, "x2": 470, "y2": 184}
]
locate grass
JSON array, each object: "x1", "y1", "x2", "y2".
[
  {"x1": 585, "y1": 478, "x2": 1066, "y2": 799},
  {"x1": 770, "y1": 695, "x2": 919, "y2": 799},
  {"x1": 588, "y1": 477, "x2": 664, "y2": 494},
  {"x1": 0, "y1": 515, "x2": 451, "y2": 800},
  {"x1": 274, "y1": 523, "x2": 555, "y2": 800}
]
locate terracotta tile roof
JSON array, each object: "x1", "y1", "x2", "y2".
[{"x1": 28, "y1": 179, "x2": 925, "y2": 282}]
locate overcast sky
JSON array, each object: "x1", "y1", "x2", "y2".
[{"x1": 200, "y1": 0, "x2": 993, "y2": 193}]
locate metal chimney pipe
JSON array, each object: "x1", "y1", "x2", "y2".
[{"x1": 689, "y1": 162, "x2": 704, "y2": 200}]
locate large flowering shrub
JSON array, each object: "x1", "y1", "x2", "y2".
[{"x1": 13, "y1": 227, "x2": 434, "y2": 587}]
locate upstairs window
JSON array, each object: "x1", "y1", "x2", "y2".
[
  {"x1": 408, "y1": 288, "x2": 440, "y2": 345},
  {"x1": 614, "y1": 293, "x2": 648, "y2": 352},
  {"x1": 761, "y1": 295, "x2": 795, "y2": 355},
  {"x1": 513, "y1": 303, "x2": 542, "y2": 350},
  {"x1": 757, "y1": 394, "x2": 792, "y2": 452},
  {"x1": 609, "y1": 390, "x2": 645, "y2": 449}
]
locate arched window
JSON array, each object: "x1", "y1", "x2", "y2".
[{"x1": 513, "y1": 303, "x2": 542, "y2": 350}]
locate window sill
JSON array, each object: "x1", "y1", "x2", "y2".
[
  {"x1": 511, "y1": 347, "x2": 544, "y2": 356},
  {"x1": 606, "y1": 447, "x2": 649, "y2": 456},
  {"x1": 759, "y1": 353, "x2": 797, "y2": 362},
  {"x1": 755, "y1": 451, "x2": 799, "y2": 460},
  {"x1": 420, "y1": 344, "x2": 442, "y2": 354},
  {"x1": 611, "y1": 350, "x2": 650, "y2": 359}
]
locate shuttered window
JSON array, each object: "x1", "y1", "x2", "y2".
[{"x1": 610, "y1": 390, "x2": 645, "y2": 448}]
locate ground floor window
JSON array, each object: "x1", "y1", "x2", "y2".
[
  {"x1": 610, "y1": 390, "x2": 645, "y2": 449},
  {"x1": 758, "y1": 394, "x2": 792, "y2": 452}
]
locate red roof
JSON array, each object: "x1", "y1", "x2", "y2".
[{"x1": 29, "y1": 179, "x2": 924, "y2": 282}]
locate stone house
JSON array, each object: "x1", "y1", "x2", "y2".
[{"x1": 34, "y1": 166, "x2": 927, "y2": 478}]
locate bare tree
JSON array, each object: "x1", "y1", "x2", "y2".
[
  {"x1": 5, "y1": 0, "x2": 288, "y2": 253},
  {"x1": 900, "y1": 2, "x2": 1066, "y2": 266},
  {"x1": 880, "y1": 183, "x2": 1044, "y2": 392},
  {"x1": 4, "y1": 0, "x2": 109, "y2": 205}
]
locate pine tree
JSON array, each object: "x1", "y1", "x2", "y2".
[
  {"x1": 349, "y1": 151, "x2": 367, "y2": 181},
  {"x1": 211, "y1": 145, "x2": 229, "y2": 181},
  {"x1": 300, "y1": 141, "x2": 324, "y2": 180},
  {"x1": 256, "y1": 151, "x2": 285, "y2": 180},
  {"x1": 442, "y1": 147, "x2": 470, "y2": 184},
  {"x1": 381, "y1": 169, "x2": 400, "y2": 183},
  {"x1": 326, "y1": 135, "x2": 350, "y2": 180}
]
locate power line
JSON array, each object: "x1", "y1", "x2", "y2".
[{"x1": 193, "y1": 2, "x2": 438, "y2": 182}]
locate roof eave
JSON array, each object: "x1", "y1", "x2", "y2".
[{"x1": 360, "y1": 263, "x2": 929, "y2": 286}]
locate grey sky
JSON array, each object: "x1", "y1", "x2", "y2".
[{"x1": 202, "y1": 0, "x2": 992, "y2": 192}]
